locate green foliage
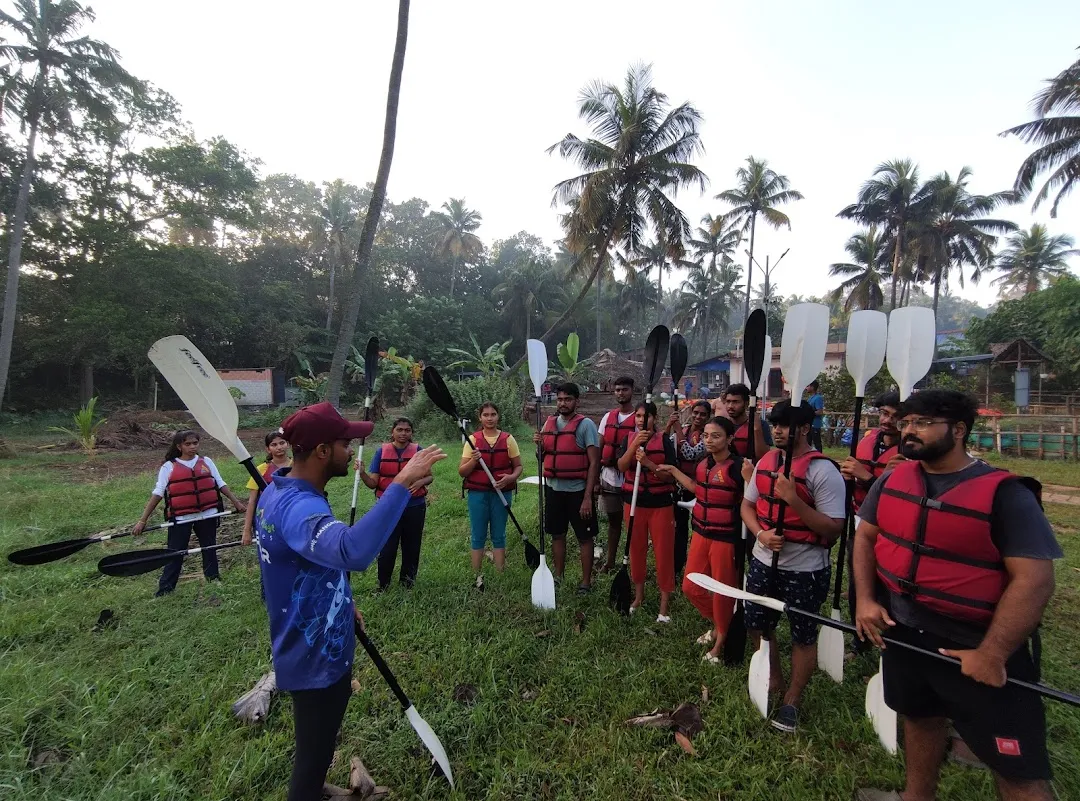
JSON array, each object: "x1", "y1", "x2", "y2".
[
  {"x1": 227, "y1": 386, "x2": 245, "y2": 401},
  {"x1": 238, "y1": 407, "x2": 287, "y2": 430},
  {"x1": 553, "y1": 331, "x2": 592, "y2": 386},
  {"x1": 47, "y1": 397, "x2": 106, "y2": 453},
  {"x1": 291, "y1": 355, "x2": 327, "y2": 406},
  {"x1": 446, "y1": 334, "x2": 511, "y2": 378},
  {"x1": 406, "y1": 375, "x2": 527, "y2": 440},
  {"x1": 816, "y1": 366, "x2": 894, "y2": 412}
]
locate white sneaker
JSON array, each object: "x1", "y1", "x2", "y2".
[{"x1": 656, "y1": 614, "x2": 672, "y2": 624}]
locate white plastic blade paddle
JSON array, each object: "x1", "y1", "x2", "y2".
[
  {"x1": 866, "y1": 655, "x2": 898, "y2": 754},
  {"x1": 749, "y1": 638, "x2": 771, "y2": 719},
  {"x1": 819, "y1": 613, "x2": 846, "y2": 684},
  {"x1": 148, "y1": 336, "x2": 251, "y2": 462},
  {"x1": 780, "y1": 303, "x2": 831, "y2": 407},
  {"x1": 886, "y1": 306, "x2": 936, "y2": 401},
  {"x1": 518, "y1": 475, "x2": 541, "y2": 486},
  {"x1": 527, "y1": 339, "x2": 548, "y2": 398},
  {"x1": 846, "y1": 310, "x2": 888, "y2": 395},
  {"x1": 406, "y1": 705, "x2": 455, "y2": 788},
  {"x1": 531, "y1": 555, "x2": 556, "y2": 610}
]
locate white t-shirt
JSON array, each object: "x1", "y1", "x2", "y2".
[
  {"x1": 153, "y1": 456, "x2": 228, "y2": 523},
  {"x1": 745, "y1": 456, "x2": 845, "y2": 572},
  {"x1": 597, "y1": 410, "x2": 635, "y2": 490}
]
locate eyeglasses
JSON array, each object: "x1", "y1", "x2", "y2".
[{"x1": 897, "y1": 418, "x2": 951, "y2": 432}]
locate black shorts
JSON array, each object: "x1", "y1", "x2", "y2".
[
  {"x1": 543, "y1": 487, "x2": 595, "y2": 543},
  {"x1": 743, "y1": 556, "x2": 831, "y2": 646},
  {"x1": 882, "y1": 624, "x2": 1051, "y2": 781}
]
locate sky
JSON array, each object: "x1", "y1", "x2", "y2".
[{"x1": 85, "y1": 0, "x2": 1080, "y2": 307}]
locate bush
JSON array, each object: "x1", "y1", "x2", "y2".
[
  {"x1": 817, "y1": 366, "x2": 894, "y2": 412},
  {"x1": 238, "y1": 407, "x2": 289, "y2": 430},
  {"x1": 405, "y1": 375, "x2": 529, "y2": 441}
]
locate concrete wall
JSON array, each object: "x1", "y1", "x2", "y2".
[{"x1": 218, "y1": 369, "x2": 274, "y2": 406}]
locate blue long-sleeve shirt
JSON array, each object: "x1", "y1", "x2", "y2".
[{"x1": 254, "y1": 472, "x2": 409, "y2": 691}]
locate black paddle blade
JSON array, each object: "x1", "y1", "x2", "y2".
[
  {"x1": 609, "y1": 564, "x2": 632, "y2": 615},
  {"x1": 422, "y1": 366, "x2": 459, "y2": 420},
  {"x1": 643, "y1": 325, "x2": 670, "y2": 392},
  {"x1": 743, "y1": 309, "x2": 767, "y2": 389},
  {"x1": 670, "y1": 333, "x2": 689, "y2": 384},
  {"x1": 364, "y1": 336, "x2": 380, "y2": 393},
  {"x1": 98, "y1": 548, "x2": 182, "y2": 576},
  {"x1": 524, "y1": 538, "x2": 541, "y2": 570},
  {"x1": 8, "y1": 537, "x2": 94, "y2": 565}
]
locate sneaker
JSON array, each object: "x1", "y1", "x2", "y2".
[
  {"x1": 770, "y1": 704, "x2": 798, "y2": 733},
  {"x1": 576, "y1": 584, "x2": 591, "y2": 596},
  {"x1": 474, "y1": 575, "x2": 485, "y2": 592}
]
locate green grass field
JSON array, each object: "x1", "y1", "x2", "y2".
[{"x1": 1, "y1": 431, "x2": 1078, "y2": 800}]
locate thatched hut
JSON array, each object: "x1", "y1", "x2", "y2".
[{"x1": 585, "y1": 349, "x2": 647, "y2": 391}]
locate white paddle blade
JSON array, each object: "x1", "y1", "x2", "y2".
[
  {"x1": 531, "y1": 555, "x2": 556, "y2": 610},
  {"x1": 676, "y1": 498, "x2": 696, "y2": 510},
  {"x1": 518, "y1": 475, "x2": 541, "y2": 486},
  {"x1": 866, "y1": 657, "x2": 898, "y2": 754},
  {"x1": 818, "y1": 611, "x2": 845, "y2": 684},
  {"x1": 779, "y1": 303, "x2": 831, "y2": 407},
  {"x1": 846, "y1": 310, "x2": 888, "y2": 395},
  {"x1": 886, "y1": 306, "x2": 936, "y2": 401},
  {"x1": 757, "y1": 335, "x2": 772, "y2": 399},
  {"x1": 405, "y1": 705, "x2": 455, "y2": 788},
  {"x1": 526, "y1": 339, "x2": 548, "y2": 397},
  {"x1": 748, "y1": 638, "x2": 771, "y2": 719},
  {"x1": 148, "y1": 336, "x2": 251, "y2": 461},
  {"x1": 686, "y1": 573, "x2": 786, "y2": 613}
]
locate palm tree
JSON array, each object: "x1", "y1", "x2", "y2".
[
  {"x1": 314, "y1": 179, "x2": 362, "y2": 329},
  {"x1": 0, "y1": 0, "x2": 140, "y2": 411},
  {"x1": 912, "y1": 168, "x2": 1016, "y2": 316},
  {"x1": 677, "y1": 261, "x2": 741, "y2": 358},
  {"x1": 493, "y1": 259, "x2": 567, "y2": 341},
  {"x1": 992, "y1": 224, "x2": 1079, "y2": 296},
  {"x1": 619, "y1": 266, "x2": 660, "y2": 337},
  {"x1": 630, "y1": 237, "x2": 682, "y2": 319},
  {"x1": 326, "y1": 0, "x2": 410, "y2": 405},
  {"x1": 1002, "y1": 49, "x2": 1080, "y2": 217},
  {"x1": 838, "y1": 159, "x2": 924, "y2": 310},
  {"x1": 715, "y1": 156, "x2": 803, "y2": 324},
  {"x1": 557, "y1": 199, "x2": 615, "y2": 352},
  {"x1": 829, "y1": 227, "x2": 890, "y2": 311},
  {"x1": 688, "y1": 214, "x2": 741, "y2": 357},
  {"x1": 432, "y1": 197, "x2": 483, "y2": 298},
  {"x1": 507, "y1": 63, "x2": 706, "y2": 374}
]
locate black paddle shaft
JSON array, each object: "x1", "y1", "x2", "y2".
[
  {"x1": 831, "y1": 395, "x2": 865, "y2": 610},
  {"x1": 535, "y1": 399, "x2": 547, "y2": 555},
  {"x1": 459, "y1": 421, "x2": 529, "y2": 540},
  {"x1": 355, "y1": 622, "x2": 411, "y2": 709}
]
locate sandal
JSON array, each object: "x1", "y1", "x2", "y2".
[
  {"x1": 696, "y1": 629, "x2": 715, "y2": 645},
  {"x1": 701, "y1": 652, "x2": 721, "y2": 665},
  {"x1": 656, "y1": 614, "x2": 672, "y2": 624}
]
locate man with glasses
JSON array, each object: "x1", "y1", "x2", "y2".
[{"x1": 853, "y1": 390, "x2": 1061, "y2": 801}]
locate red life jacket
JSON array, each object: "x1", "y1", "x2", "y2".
[
  {"x1": 541, "y1": 414, "x2": 590, "y2": 480},
  {"x1": 731, "y1": 420, "x2": 751, "y2": 459},
  {"x1": 621, "y1": 431, "x2": 675, "y2": 496},
  {"x1": 692, "y1": 456, "x2": 742, "y2": 541},
  {"x1": 165, "y1": 457, "x2": 221, "y2": 519},
  {"x1": 754, "y1": 449, "x2": 836, "y2": 546},
  {"x1": 376, "y1": 442, "x2": 426, "y2": 498},
  {"x1": 463, "y1": 430, "x2": 516, "y2": 492},
  {"x1": 853, "y1": 428, "x2": 900, "y2": 512},
  {"x1": 678, "y1": 425, "x2": 706, "y2": 477},
  {"x1": 874, "y1": 460, "x2": 1014, "y2": 627},
  {"x1": 600, "y1": 409, "x2": 636, "y2": 467}
]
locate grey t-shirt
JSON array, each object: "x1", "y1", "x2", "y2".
[
  {"x1": 859, "y1": 459, "x2": 1062, "y2": 646},
  {"x1": 746, "y1": 455, "x2": 846, "y2": 572}
]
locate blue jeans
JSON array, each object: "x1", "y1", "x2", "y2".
[{"x1": 467, "y1": 490, "x2": 510, "y2": 550}]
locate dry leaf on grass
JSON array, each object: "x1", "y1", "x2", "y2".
[
  {"x1": 534, "y1": 629, "x2": 551, "y2": 638},
  {"x1": 573, "y1": 611, "x2": 586, "y2": 634},
  {"x1": 351, "y1": 679, "x2": 362, "y2": 694},
  {"x1": 674, "y1": 731, "x2": 698, "y2": 756},
  {"x1": 701, "y1": 685, "x2": 709, "y2": 704}
]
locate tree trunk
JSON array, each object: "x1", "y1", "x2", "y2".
[
  {"x1": 657, "y1": 262, "x2": 663, "y2": 322},
  {"x1": 743, "y1": 213, "x2": 756, "y2": 324},
  {"x1": 1027, "y1": 272, "x2": 1038, "y2": 295},
  {"x1": 525, "y1": 310, "x2": 531, "y2": 341},
  {"x1": 931, "y1": 268, "x2": 942, "y2": 319},
  {"x1": 595, "y1": 272, "x2": 601, "y2": 353},
  {"x1": 0, "y1": 116, "x2": 39, "y2": 413},
  {"x1": 449, "y1": 256, "x2": 456, "y2": 298},
  {"x1": 80, "y1": 361, "x2": 94, "y2": 406},
  {"x1": 325, "y1": 0, "x2": 410, "y2": 406},
  {"x1": 889, "y1": 231, "x2": 902, "y2": 310},
  {"x1": 326, "y1": 260, "x2": 336, "y2": 330},
  {"x1": 506, "y1": 228, "x2": 616, "y2": 375}
]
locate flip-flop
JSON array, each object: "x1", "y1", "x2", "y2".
[
  {"x1": 701, "y1": 652, "x2": 721, "y2": 665},
  {"x1": 696, "y1": 629, "x2": 715, "y2": 645}
]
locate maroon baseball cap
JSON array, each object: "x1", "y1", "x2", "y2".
[{"x1": 281, "y1": 402, "x2": 373, "y2": 451}]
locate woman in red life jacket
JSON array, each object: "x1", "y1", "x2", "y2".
[
  {"x1": 666, "y1": 399, "x2": 712, "y2": 579},
  {"x1": 657, "y1": 416, "x2": 744, "y2": 663},
  {"x1": 242, "y1": 430, "x2": 291, "y2": 545},
  {"x1": 616, "y1": 401, "x2": 678, "y2": 622},
  {"x1": 458, "y1": 402, "x2": 523, "y2": 591},
  {"x1": 356, "y1": 417, "x2": 432, "y2": 591},
  {"x1": 132, "y1": 429, "x2": 248, "y2": 597}
]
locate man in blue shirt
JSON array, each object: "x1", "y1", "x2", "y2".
[
  {"x1": 256, "y1": 401, "x2": 445, "y2": 801},
  {"x1": 805, "y1": 380, "x2": 825, "y2": 451}
]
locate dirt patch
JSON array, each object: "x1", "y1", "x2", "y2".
[
  {"x1": 95, "y1": 410, "x2": 193, "y2": 451},
  {"x1": 42, "y1": 451, "x2": 162, "y2": 482}
]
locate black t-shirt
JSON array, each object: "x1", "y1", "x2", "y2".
[
  {"x1": 859, "y1": 460, "x2": 1062, "y2": 646},
  {"x1": 618, "y1": 433, "x2": 678, "y2": 508}
]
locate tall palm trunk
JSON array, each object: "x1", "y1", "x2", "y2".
[
  {"x1": 889, "y1": 233, "x2": 903, "y2": 309},
  {"x1": 326, "y1": 0, "x2": 410, "y2": 405},
  {"x1": 931, "y1": 265, "x2": 943, "y2": 318},
  {"x1": 326, "y1": 261, "x2": 336, "y2": 329},
  {"x1": 701, "y1": 263, "x2": 714, "y2": 360},
  {"x1": 1026, "y1": 272, "x2": 1038, "y2": 295},
  {"x1": 450, "y1": 255, "x2": 457, "y2": 298},
  {"x1": 0, "y1": 116, "x2": 39, "y2": 412},
  {"x1": 595, "y1": 272, "x2": 601, "y2": 352},
  {"x1": 743, "y1": 212, "x2": 757, "y2": 323},
  {"x1": 657, "y1": 261, "x2": 663, "y2": 322}
]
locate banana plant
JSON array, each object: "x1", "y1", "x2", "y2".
[{"x1": 552, "y1": 332, "x2": 592, "y2": 386}]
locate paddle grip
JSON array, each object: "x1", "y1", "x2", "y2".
[{"x1": 355, "y1": 622, "x2": 410, "y2": 709}]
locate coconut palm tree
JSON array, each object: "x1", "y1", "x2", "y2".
[
  {"x1": 507, "y1": 63, "x2": 706, "y2": 373},
  {"x1": 912, "y1": 168, "x2": 1016, "y2": 316},
  {"x1": 992, "y1": 224, "x2": 1078, "y2": 296},
  {"x1": 432, "y1": 197, "x2": 483, "y2": 298},
  {"x1": 829, "y1": 227, "x2": 890, "y2": 311},
  {"x1": 0, "y1": 0, "x2": 141, "y2": 411},
  {"x1": 677, "y1": 261, "x2": 741, "y2": 358},
  {"x1": 493, "y1": 259, "x2": 567, "y2": 341},
  {"x1": 687, "y1": 214, "x2": 741, "y2": 357},
  {"x1": 314, "y1": 179, "x2": 363, "y2": 329},
  {"x1": 1002, "y1": 49, "x2": 1080, "y2": 217},
  {"x1": 838, "y1": 159, "x2": 925, "y2": 310},
  {"x1": 326, "y1": 0, "x2": 410, "y2": 405},
  {"x1": 714, "y1": 156, "x2": 803, "y2": 324}
]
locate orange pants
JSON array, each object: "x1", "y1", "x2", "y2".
[
  {"x1": 625, "y1": 503, "x2": 676, "y2": 593},
  {"x1": 681, "y1": 535, "x2": 737, "y2": 636}
]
